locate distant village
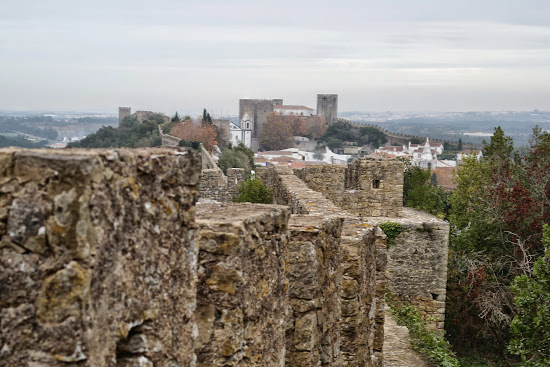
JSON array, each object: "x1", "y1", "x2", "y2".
[{"x1": 111, "y1": 93, "x2": 483, "y2": 189}]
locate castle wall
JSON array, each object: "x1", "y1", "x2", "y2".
[
  {"x1": 195, "y1": 202, "x2": 290, "y2": 366},
  {"x1": 364, "y1": 208, "x2": 449, "y2": 331},
  {"x1": 199, "y1": 168, "x2": 245, "y2": 202},
  {"x1": 295, "y1": 157, "x2": 404, "y2": 217},
  {"x1": 285, "y1": 215, "x2": 343, "y2": 366},
  {"x1": 257, "y1": 165, "x2": 387, "y2": 367},
  {"x1": 0, "y1": 148, "x2": 200, "y2": 366},
  {"x1": 158, "y1": 126, "x2": 181, "y2": 146},
  {"x1": 294, "y1": 158, "x2": 447, "y2": 331},
  {"x1": 1, "y1": 146, "x2": 449, "y2": 365},
  {"x1": 345, "y1": 158, "x2": 403, "y2": 217}
]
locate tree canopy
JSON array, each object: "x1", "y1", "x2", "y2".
[
  {"x1": 259, "y1": 114, "x2": 294, "y2": 151},
  {"x1": 71, "y1": 115, "x2": 163, "y2": 148},
  {"x1": 217, "y1": 142, "x2": 255, "y2": 175},
  {"x1": 170, "y1": 119, "x2": 217, "y2": 152}
]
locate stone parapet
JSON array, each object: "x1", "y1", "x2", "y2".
[
  {"x1": 199, "y1": 168, "x2": 245, "y2": 202},
  {"x1": 294, "y1": 157, "x2": 404, "y2": 218},
  {"x1": 339, "y1": 220, "x2": 387, "y2": 367},
  {"x1": 0, "y1": 148, "x2": 200, "y2": 366},
  {"x1": 365, "y1": 207, "x2": 449, "y2": 331},
  {"x1": 257, "y1": 165, "x2": 342, "y2": 216},
  {"x1": 258, "y1": 165, "x2": 387, "y2": 367},
  {"x1": 286, "y1": 215, "x2": 343, "y2": 366},
  {"x1": 195, "y1": 202, "x2": 290, "y2": 366}
]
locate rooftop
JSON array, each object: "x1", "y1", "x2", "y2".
[{"x1": 274, "y1": 105, "x2": 314, "y2": 110}]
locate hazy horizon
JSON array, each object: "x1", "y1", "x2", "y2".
[{"x1": 2, "y1": 0, "x2": 550, "y2": 114}]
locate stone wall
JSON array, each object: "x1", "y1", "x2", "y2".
[
  {"x1": 365, "y1": 208, "x2": 449, "y2": 330},
  {"x1": 0, "y1": 148, "x2": 200, "y2": 366},
  {"x1": 295, "y1": 157, "x2": 404, "y2": 217},
  {"x1": 258, "y1": 165, "x2": 342, "y2": 216},
  {"x1": 293, "y1": 159, "x2": 448, "y2": 332},
  {"x1": 258, "y1": 164, "x2": 388, "y2": 367},
  {"x1": 340, "y1": 220, "x2": 387, "y2": 366},
  {"x1": 199, "y1": 168, "x2": 245, "y2": 202},
  {"x1": 285, "y1": 215, "x2": 343, "y2": 366},
  {"x1": 1, "y1": 147, "x2": 449, "y2": 366},
  {"x1": 345, "y1": 158, "x2": 403, "y2": 217},
  {"x1": 159, "y1": 126, "x2": 181, "y2": 147},
  {"x1": 195, "y1": 202, "x2": 290, "y2": 366}
]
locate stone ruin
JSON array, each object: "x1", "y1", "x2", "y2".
[{"x1": 0, "y1": 148, "x2": 449, "y2": 367}]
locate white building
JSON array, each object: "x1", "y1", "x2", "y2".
[
  {"x1": 375, "y1": 145, "x2": 409, "y2": 158},
  {"x1": 256, "y1": 147, "x2": 351, "y2": 166},
  {"x1": 229, "y1": 113, "x2": 252, "y2": 148},
  {"x1": 273, "y1": 105, "x2": 314, "y2": 116},
  {"x1": 410, "y1": 138, "x2": 439, "y2": 170},
  {"x1": 457, "y1": 150, "x2": 483, "y2": 162},
  {"x1": 375, "y1": 137, "x2": 447, "y2": 170}
]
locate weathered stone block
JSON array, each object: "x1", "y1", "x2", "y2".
[
  {"x1": 195, "y1": 202, "x2": 289, "y2": 367},
  {"x1": 0, "y1": 148, "x2": 200, "y2": 366}
]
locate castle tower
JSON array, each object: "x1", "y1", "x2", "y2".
[
  {"x1": 119, "y1": 107, "x2": 131, "y2": 123},
  {"x1": 316, "y1": 94, "x2": 338, "y2": 124},
  {"x1": 238, "y1": 98, "x2": 283, "y2": 152}
]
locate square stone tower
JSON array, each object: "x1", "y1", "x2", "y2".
[
  {"x1": 118, "y1": 107, "x2": 131, "y2": 123},
  {"x1": 239, "y1": 98, "x2": 283, "y2": 151},
  {"x1": 345, "y1": 157, "x2": 404, "y2": 217},
  {"x1": 317, "y1": 94, "x2": 338, "y2": 124}
]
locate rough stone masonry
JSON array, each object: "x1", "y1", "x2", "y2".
[
  {"x1": 1, "y1": 148, "x2": 449, "y2": 366},
  {"x1": 0, "y1": 148, "x2": 200, "y2": 366}
]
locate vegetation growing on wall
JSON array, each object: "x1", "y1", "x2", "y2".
[
  {"x1": 378, "y1": 222, "x2": 406, "y2": 247},
  {"x1": 386, "y1": 293, "x2": 460, "y2": 367}
]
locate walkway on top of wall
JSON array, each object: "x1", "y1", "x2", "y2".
[{"x1": 383, "y1": 309, "x2": 431, "y2": 367}]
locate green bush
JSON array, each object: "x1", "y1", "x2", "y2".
[
  {"x1": 179, "y1": 140, "x2": 201, "y2": 151},
  {"x1": 232, "y1": 178, "x2": 273, "y2": 204},
  {"x1": 386, "y1": 293, "x2": 460, "y2": 367},
  {"x1": 508, "y1": 224, "x2": 550, "y2": 366}
]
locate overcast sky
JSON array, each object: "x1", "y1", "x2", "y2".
[{"x1": 1, "y1": 0, "x2": 550, "y2": 115}]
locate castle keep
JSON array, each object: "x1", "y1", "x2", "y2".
[
  {"x1": 0, "y1": 148, "x2": 449, "y2": 366},
  {"x1": 317, "y1": 94, "x2": 338, "y2": 124},
  {"x1": 239, "y1": 93, "x2": 339, "y2": 151}
]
